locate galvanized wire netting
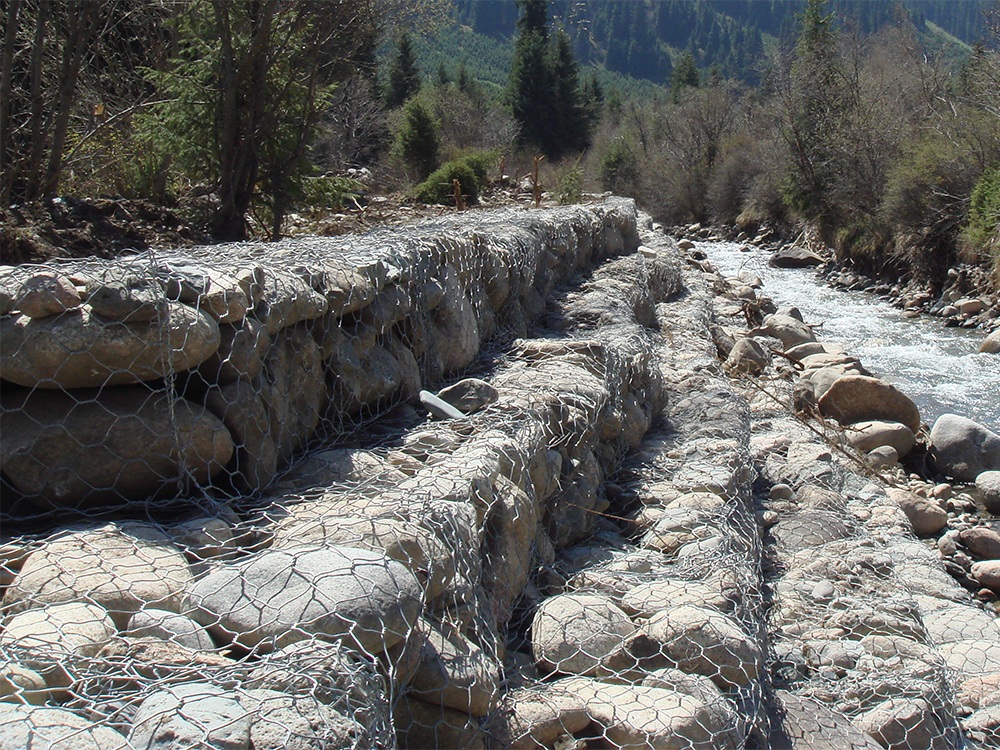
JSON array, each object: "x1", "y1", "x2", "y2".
[{"x1": 1, "y1": 200, "x2": 775, "y2": 749}]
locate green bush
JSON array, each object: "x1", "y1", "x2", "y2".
[
  {"x1": 557, "y1": 162, "x2": 583, "y2": 204},
  {"x1": 412, "y1": 150, "x2": 496, "y2": 205},
  {"x1": 394, "y1": 98, "x2": 441, "y2": 180},
  {"x1": 414, "y1": 160, "x2": 478, "y2": 205},
  {"x1": 599, "y1": 138, "x2": 639, "y2": 196},
  {"x1": 964, "y1": 166, "x2": 1000, "y2": 252}
]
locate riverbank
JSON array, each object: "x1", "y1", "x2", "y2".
[
  {"x1": 678, "y1": 226, "x2": 1000, "y2": 745},
  {"x1": 671, "y1": 222, "x2": 1000, "y2": 340}
]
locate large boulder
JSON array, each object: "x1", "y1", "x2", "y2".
[
  {"x1": 3, "y1": 522, "x2": 193, "y2": 629},
  {"x1": 886, "y1": 488, "x2": 948, "y2": 537},
  {"x1": 242, "y1": 689, "x2": 366, "y2": 750},
  {"x1": 611, "y1": 604, "x2": 761, "y2": 689},
  {"x1": 724, "y1": 337, "x2": 771, "y2": 377},
  {"x1": 531, "y1": 593, "x2": 635, "y2": 676},
  {"x1": 817, "y1": 376, "x2": 920, "y2": 433},
  {"x1": 184, "y1": 546, "x2": 421, "y2": 653},
  {"x1": 408, "y1": 618, "x2": 501, "y2": 716},
  {"x1": 0, "y1": 704, "x2": 130, "y2": 750},
  {"x1": 978, "y1": 471, "x2": 1000, "y2": 514},
  {"x1": 770, "y1": 691, "x2": 882, "y2": 749},
  {"x1": 1, "y1": 386, "x2": 234, "y2": 508},
  {"x1": 770, "y1": 245, "x2": 824, "y2": 268},
  {"x1": 844, "y1": 421, "x2": 916, "y2": 458},
  {"x1": 0, "y1": 602, "x2": 116, "y2": 684},
  {"x1": 981, "y1": 329, "x2": 1000, "y2": 354},
  {"x1": 557, "y1": 676, "x2": 742, "y2": 750},
  {"x1": 492, "y1": 685, "x2": 591, "y2": 750},
  {"x1": 128, "y1": 682, "x2": 251, "y2": 750},
  {"x1": 0, "y1": 302, "x2": 220, "y2": 388},
  {"x1": 756, "y1": 314, "x2": 816, "y2": 349},
  {"x1": 929, "y1": 414, "x2": 1000, "y2": 482}
]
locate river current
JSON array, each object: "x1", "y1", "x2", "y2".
[{"x1": 698, "y1": 241, "x2": 999, "y2": 436}]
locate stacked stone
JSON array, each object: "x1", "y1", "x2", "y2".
[
  {"x1": 485, "y1": 226, "x2": 766, "y2": 750},
  {"x1": 0, "y1": 202, "x2": 707, "y2": 749},
  {"x1": 699, "y1": 241, "x2": 1000, "y2": 747},
  {"x1": 1, "y1": 199, "x2": 637, "y2": 514}
]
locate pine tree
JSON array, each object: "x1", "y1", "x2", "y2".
[
  {"x1": 783, "y1": 0, "x2": 843, "y2": 224},
  {"x1": 394, "y1": 97, "x2": 439, "y2": 179},
  {"x1": 385, "y1": 31, "x2": 421, "y2": 109},
  {"x1": 508, "y1": 2, "x2": 553, "y2": 154},
  {"x1": 550, "y1": 29, "x2": 591, "y2": 157},
  {"x1": 670, "y1": 51, "x2": 700, "y2": 102},
  {"x1": 508, "y1": 0, "x2": 590, "y2": 160}
]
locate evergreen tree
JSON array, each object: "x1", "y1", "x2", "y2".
[
  {"x1": 670, "y1": 51, "x2": 700, "y2": 102},
  {"x1": 508, "y1": 3, "x2": 553, "y2": 154},
  {"x1": 394, "y1": 97, "x2": 439, "y2": 179},
  {"x1": 385, "y1": 31, "x2": 421, "y2": 109},
  {"x1": 507, "y1": 0, "x2": 590, "y2": 160},
  {"x1": 436, "y1": 61, "x2": 449, "y2": 87},
  {"x1": 550, "y1": 29, "x2": 591, "y2": 156},
  {"x1": 783, "y1": 0, "x2": 844, "y2": 224}
]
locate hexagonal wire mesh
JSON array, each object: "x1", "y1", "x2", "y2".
[{"x1": 3, "y1": 199, "x2": 970, "y2": 750}]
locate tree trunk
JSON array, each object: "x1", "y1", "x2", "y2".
[
  {"x1": 0, "y1": 0, "x2": 23, "y2": 204},
  {"x1": 24, "y1": 0, "x2": 50, "y2": 200},
  {"x1": 42, "y1": 3, "x2": 97, "y2": 197}
]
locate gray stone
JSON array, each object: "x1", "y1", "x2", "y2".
[
  {"x1": 557, "y1": 676, "x2": 742, "y2": 750},
  {"x1": 531, "y1": 593, "x2": 635, "y2": 676},
  {"x1": 394, "y1": 695, "x2": 484, "y2": 750},
  {"x1": 976, "y1": 471, "x2": 1000, "y2": 514},
  {"x1": 769, "y1": 691, "x2": 882, "y2": 749},
  {"x1": 419, "y1": 389, "x2": 465, "y2": 420},
  {"x1": 3, "y1": 522, "x2": 194, "y2": 629},
  {"x1": 923, "y1": 604, "x2": 1000, "y2": 643},
  {"x1": 627, "y1": 604, "x2": 760, "y2": 688},
  {"x1": 960, "y1": 526, "x2": 1000, "y2": 560},
  {"x1": 184, "y1": 546, "x2": 421, "y2": 653},
  {"x1": 620, "y1": 579, "x2": 731, "y2": 617},
  {"x1": 867, "y1": 445, "x2": 899, "y2": 470},
  {"x1": 0, "y1": 301, "x2": 220, "y2": 389},
  {"x1": 817, "y1": 376, "x2": 921, "y2": 433},
  {"x1": 1, "y1": 387, "x2": 234, "y2": 509},
  {"x1": 772, "y1": 510, "x2": 851, "y2": 552},
  {"x1": 724, "y1": 337, "x2": 771, "y2": 376},
  {"x1": 204, "y1": 378, "x2": 278, "y2": 494},
  {"x1": 980, "y1": 329, "x2": 1000, "y2": 354},
  {"x1": 756, "y1": 314, "x2": 816, "y2": 349},
  {"x1": 964, "y1": 705, "x2": 1000, "y2": 746},
  {"x1": 241, "y1": 689, "x2": 366, "y2": 750},
  {"x1": 197, "y1": 317, "x2": 270, "y2": 385},
  {"x1": 269, "y1": 514, "x2": 454, "y2": 600},
  {"x1": 409, "y1": 618, "x2": 500, "y2": 716},
  {"x1": 0, "y1": 602, "x2": 115, "y2": 685},
  {"x1": 770, "y1": 245, "x2": 824, "y2": 268},
  {"x1": 129, "y1": 682, "x2": 251, "y2": 750},
  {"x1": 436, "y1": 378, "x2": 499, "y2": 413},
  {"x1": 15, "y1": 273, "x2": 81, "y2": 318},
  {"x1": 86, "y1": 275, "x2": 163, "y2": 321},
  {"x1": 252, "y1": 270, "x2": 328, "y2": 336},
  {"x1": 845, "y1": 421, "x2": 916, "y2": 458},
  {"x1": 929, "y1": 414, "x2": 1000, "y2": 482},
  {"x1": 856, "y1": 698, "x2": 947, "y2": 750},
  {"x1": 245, "y1": 639, "x2": 382, "y2": 710},
  {"x1": 0, "y1": 704, "x2": 130, "y2": 750},
  {"x1": 493, "y1": 685, "x2": 590, "y2": 750},
  {"x1": 639, "y1": 668, "x2": 725, "y2": 704},
  {"x1": 127, "y1": 609, "x2": 216, "y2": 651},
  {"x1": 0, "y1": 663, "x2": 48, "y2": 705},
  {"x1": 887, "y1": 488, "x2": 948, "y2": 537}
]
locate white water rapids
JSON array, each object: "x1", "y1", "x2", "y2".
[{"x1": 699, "y1": 241, "x2": 999, "y2": 435}]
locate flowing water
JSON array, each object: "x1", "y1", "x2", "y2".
[{"x1": 699, "y1": 241, "x2": 1000, "y2": 435}]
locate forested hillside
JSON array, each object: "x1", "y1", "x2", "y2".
[{"x1": 453, "y1": 0, "x2": 988, "y2": 84}]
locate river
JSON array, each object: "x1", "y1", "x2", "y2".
[{"x1": 699, "y1": 241, "x2": 999, "y2": 436}]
